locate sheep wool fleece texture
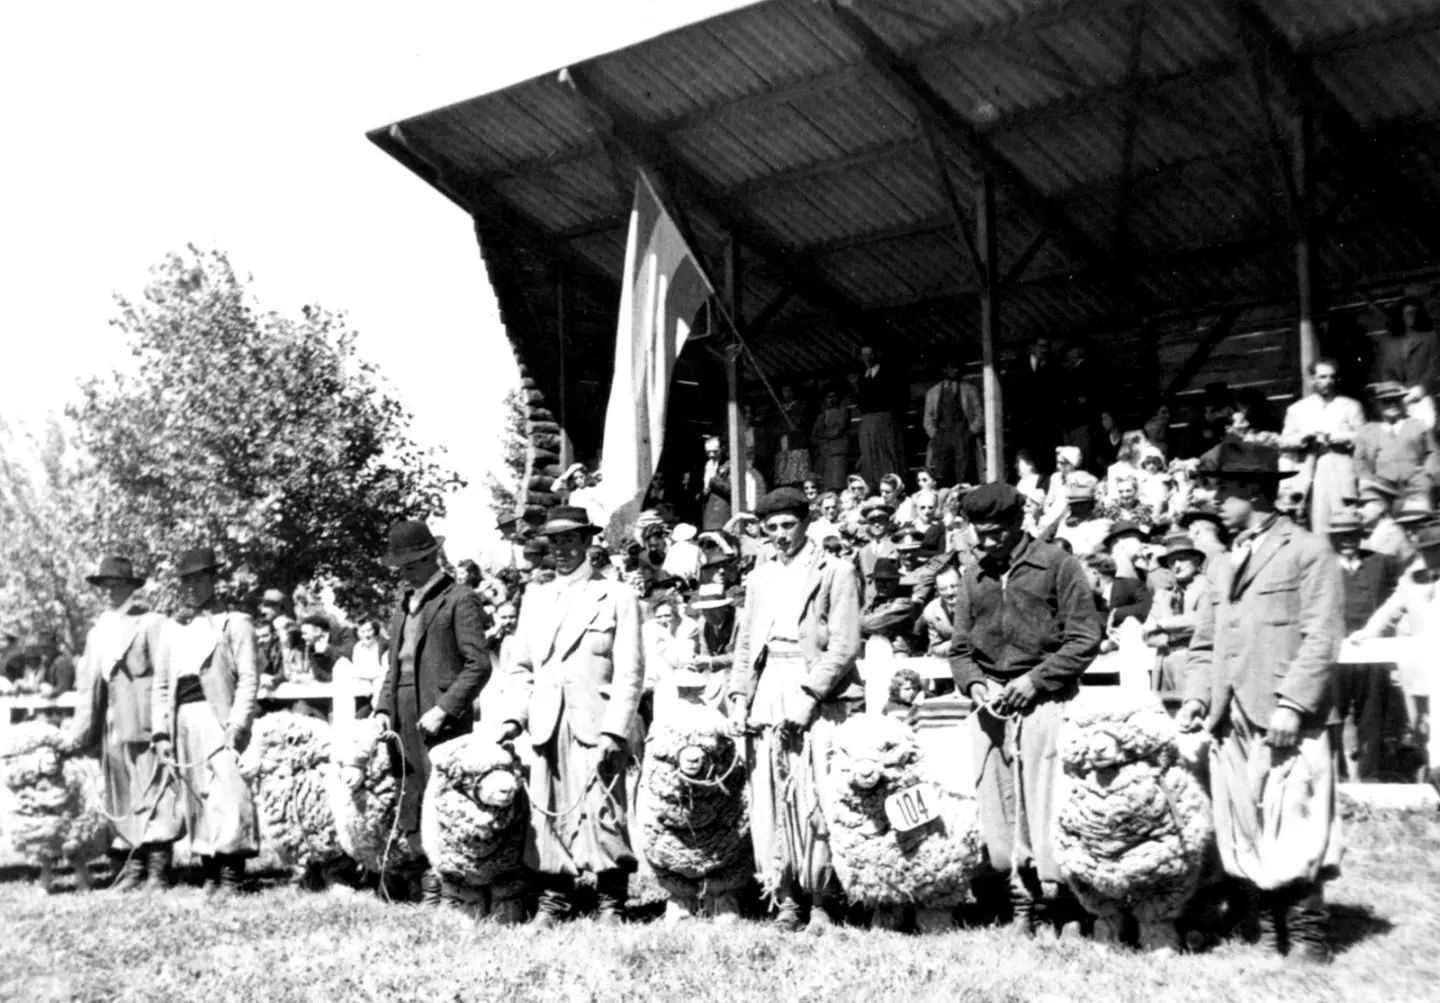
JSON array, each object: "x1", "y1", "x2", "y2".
[
  {"x1": 822, "y1": 714, "x2": 983, "y2": 910},
  {"x1": 328, "y1": 716, "x2": 417, "y2": 873},
  {"x1": 638, "y1": 705, "x2": 750, "y2": 899},
  {"x1": 1054, "y1": 691, "x2": 1213, "y2": 929},
  {"x1": 0, "y1": 721, "x2": 109, "y2": 867},
  {"x1": 419, "y1": 735, "x2": 527, "y2": 893},
  {"x1": 237, "y1": 712, "x2": 344, "y2": 869}
]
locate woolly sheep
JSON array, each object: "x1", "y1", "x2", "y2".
[
  {"x1": 238, "y1": 712, "x2": 347, "y2": 884},
  {"x1": 0, "y1": 721, "x2": 109, "y2": 892},
  {"x1": 637, "y1": 704, "x2": 749, "y2": 922},
  {"x1": 821, "y1": 714, "x2": 984, "y2": 932},
  {"x1": 419, "y1": 734, "x2": 528, "y2": 922},
  {"x1": 327, "y1": 715, "x2": 418, "y2": 876},
  {"x1": 1054, "y1": 690, "x2": 1212, "y2": 951}
]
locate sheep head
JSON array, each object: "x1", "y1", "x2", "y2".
[
  {"x1": 1060, "y1": 691, "x2": 1175, "y2": 776},
  {"x1": 828, "y1": 715, "x2": 922, "y2": 812}
]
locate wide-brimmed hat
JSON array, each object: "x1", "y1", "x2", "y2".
[
  {"x1": 1104, "y1": 520, "x2": 1145, "y2": 550},
  {"x1": 1369, "y1": 380, "x2": 1408, "y2": 402},
  {"x1": 85, "y1": 556, "x2": 145, "y2": 587},
  {"x1": 1394, "y1": 495, "x2": 1435, "y2": 525},
  {"x1": 1326, "y1": 509, "x2": 1366, "y2": 534},
  {"x1": 174, "y1": 547, "x2": 222, "y2": 578},
  {"x1": 1414, "y1": 520, "x2": 1440, "y2": 551},
  {"x1": 1178, "y1": 507, "x2": 1224, "y2": 531},
  {"x1": 1206, "y1": 441, "x2": 1292, "y2": 482},
  {"x1": 696, "y1": 530, "x2": 740, "y2": 565},
  {"x1": 538, "y1": 506, "x2": 600, "y2": 537},
  {"x1": 1066, "y1": 477, "x2": 1098, "y2": 503},
  {"x1": 690, "y1": 579, "x2": 737, "y2": 610},
  {"x1": 872, "y1": 557, "x2": 902, "y2": 581},
  {"x1": 1345, "y1": 479, "x2": 1401, "y2": 506},
  {"x1": 381, "y1": 520, "x2": 445, "y2": 566},
  {"x1": 1157, "y1": 534, "x2": 1205, "y2": 566}
]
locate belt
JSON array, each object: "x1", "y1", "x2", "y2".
[{"x1": 174, "y1": 675, "x2": 206, "y2": 705}]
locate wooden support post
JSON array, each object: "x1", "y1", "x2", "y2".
[
  {"x1": 556, "y1": 268, "x2": 571, "y2": 470},
  {"x1": 1292, "y1": 107, "x2": 1317, "y2": 383},
  {"x1": 977, "y1": 173, "x2": 1003, "y2": 482},
  {"x1": 724, "y1": 235, "x2": 749, "y2": 513}
]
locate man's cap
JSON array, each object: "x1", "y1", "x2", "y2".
[
  {"x1": 1104, "y1": 520, "x2": 1145, "y2": 550},
  {"x1": 1158, "y1": 534, "x2": 1205, "y2": 566},
  {"x1": 85, "y1": 556, "x2": 145, "y2": 588},
  {"x1": 891, "y1": 527, "x2": 927, "y2": 552},
  {"x1": 859, "y1": 497, "x2": 896, "y2": 520},
  {"x1": 1394, "y1": 495, "x2": 1435, "y2": 525},
  {"x1": 538, "y1": 506, "x2": 600, "y2": 537},
  {"x1": 1177, "y1": 507, "x2": 1222, "y2": 530},
  {"x1": 1066, "y1": 474, "x2": 1099, "y2": 502},
  {"x1": 961, "y1": 483, "x2": 1023, "y2": 525},
  {"x1": 381, "y1": 520, "x2": 444, "y2": 567},
  {"x1": 174, "y1": 547, "x2": 222, "y2": 578},
  {"x1": 1346, "y1": 478, "x2": 1401, "y2": 505},
  {"x1": 1368, "y1": 380, "x2": 1408, "y2": 402},
  {"x1": 259, "y1": 588, "x2": 287, "y2": 607},
  {"x1": 1414, "y1": 519, "x2": 1440, "y2": 551},
  {"x1": 1325, "y1": 509, "x2": 1366, "y2": 534},
  {"x1": 299, "y1": 613, "x2": 333, "y2": 631},
  {"x1": 1205, "y1": 440, "x2": 1291, "y2": 482},
  {"x1": 755, "y1": 487, "x2": 810, "y2": 520},
  {"x1": 872, "y1": 557, "x2": 902, "y2": 581}
]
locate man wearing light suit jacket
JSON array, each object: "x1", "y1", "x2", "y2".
[
  {"x1": 727, "y1": 487, "x2": 862, "y2": 933},
  {"x1": 497, "y1": 506, "x2": 644, "y2": 926},
  {"x1": 1178, "y1": 441, "x2": 1343, "y2": 964}
]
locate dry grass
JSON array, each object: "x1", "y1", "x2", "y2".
[{"x1": 1, "y1": 805, "x2": 1436, "y2": 1003}]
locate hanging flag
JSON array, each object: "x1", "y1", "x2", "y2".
[{"x1": 597, "y1": 172, "x2": 713, "y2": 539}]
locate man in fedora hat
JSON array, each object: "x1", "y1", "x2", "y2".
[
  {"x1": 494, "y1": 505, "x2": 644, "y2": 926},
  {"x1": 151, "y1": 547, "x2": 260, "y2": 894},
  {"x1": 372, "y1": 519, "x2": 492, "y2": 909},
  {"x1": 1178, "y1": 441, "x2": 1342, "y2": 961},
  {"x1": 728, "y1": 486, "x2": 862, "y2": 932},
  {"x1": 1356, "y1": 382, "x2": 1432, "y2": 498},
  {"x1": 663, "y1": 565, "x2": 740, "y2": 714},
  {"x1": 1346, "y1": 479, "x2": 1413, "y2": 563},
  {"x1": 1141, "y1": 535, "x2": 1210, "y2": 693},
  {"x1": 1326, "y1": 509, "x2": 1406, "y2": 781},
  {"x1": 64, "y1": 557, "x2": 180, "y2": 891},
  {"x1": 949, "y1": 482, "x2": 1101, "y2": 936},
  {"x1": 1346, "y1": 516, "x2": 1440, "y2": 793}
]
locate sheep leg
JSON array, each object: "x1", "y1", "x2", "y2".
[
  {"x1": 663, "y1": 894, "x2": 698, "y2": 926},
  {"x1": 1137, "y1": 918, "x2": 1181, "y2": 954},
  {"x1": 873, "y1": 905, "x2": 905, "y2": 931},
  {"x1": 1092, "y1": 908, "x2": 1125, "y2": 945},
  {"x1": 704, "y1": 891, "x2": 740, "y2": 924},
  {"x1": 73, "y1": 859, "x2": 93, "y2": 893},
  {"x1": 915, "y1": 907, "x2": 956, "y2": 934},
  {"x1": 38, "y1": 861, "x2": 55, "y2": 895}
]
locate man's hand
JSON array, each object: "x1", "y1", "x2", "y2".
[
  {"x1": 224, "y1": 723, "x2": 248, "y2": 751},
  {"x1": 726, "y1": 697, "x2": 749, "y2": 736},
  {"x1": 996, "y1": 675, "x2": 1039, "y2": 715},
  {"x1": 596, "y1": 734, "x2": 626, "y2": 778},
  {"x1": 372, "y1": 711, "x2": 392, "y2": 734},
  {"x1": 152, "y1": 737, "x2": 174, "y2": 763},
  {"x1": 782, "y1": 692, "x2": 820, "y2": 734},
  {"x1": 489, "y1": 720, "x2": 522, "y2": 745},
  {"x1": 1175, "y1": 699, "x2": 1206, "y2": 733},
  {"x1": 967, "y1": 682, "x2": 992, "y2": 707},
  {"x1": 417, "y1": 706, "x2": 449, "y2": 738},
  {"x1": 1266, "y1": 707, "x2": 1302, "y2": 749}
]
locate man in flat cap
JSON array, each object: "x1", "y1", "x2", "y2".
[
  {"x1": 728, "y1": 487, "x2": 862, "y2": 932},
  {"x1": 151, "y1": 547, "x2": 260, "y2": 894},
  {"x1": 373, "y1": 519, "x2": 492, "y2": 909},
  {"x1": 1178, "y1": 441, "x2": 1343, "y2": 962},
  {"x1": 65, "y1": 557, "x2": 179, "y2": 890},
  {"x1": 948, "y1": 483, "x2": 1101, "y2": 935},
  {"x1": 495, "y1": 506, "x2": 644, "y2": 926}
]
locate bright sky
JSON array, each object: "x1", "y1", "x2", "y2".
[{"x1": 0, "y1": 0, "x2": 753, "y2": 558}]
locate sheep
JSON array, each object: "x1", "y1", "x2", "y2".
[
  {"x1": 327, "y1": 715, "x2": 418, "y2": 879},
  {"x1": 0, "y1": 720, "x2": 109, "y2": 892},
  {"x1": 419, "y1": 734, "x2": 528, "y2": 922},
  {"x1": 636, "y1": 704, "x2": 749, "y2": 922},
  {"x1": 237, "y1": 711, "x2": 348, "y2": 887},
  {"x1": 821, "y1": 714, "x2": 984, "y2": 932},
  {"x1": 1054, "y1": 690, "x2": 1213, "y2": 951}
]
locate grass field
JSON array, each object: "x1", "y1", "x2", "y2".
[{"x1": 1, "y1": 803, "x2": 1436, "y2": 1003}]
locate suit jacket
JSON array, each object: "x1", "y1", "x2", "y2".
[
  {"x1": 71, "y1": 605, "x2": 167, "y2": 751},
  {"x1": 698, "y1": 460, "x2": 732, "y2": 531},
  {"x1": 1355, "y1": 418, "x2": 1432, "y2": 489},
  {"x1": 1184, "y1": 517, "x2": 1342, "y2": 730},
  {"x1": 500, "y1": 564, "x2": 643, "y2": 748},
  {"x1": 151, "y1": 608, "x2": 260, "y2": 745},
  {"x1": 728, "y1": 539, "x2": 862, "y2": 707},
  {"x1": 1102, "y1": 576, "x2": 1153, "y2": 626},
  {"x1": 376, "y1": 576, "x2": 490, "y2": 734}
]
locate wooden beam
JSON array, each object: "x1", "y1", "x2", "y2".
[
  {"x1": 557, "y1": 66, "x2": 871, "y2": 334},
  {"x1": 723, "y1": 136, "x2": 920, "y2": 198},
  {"x1": 1292, "y1": 106, "x2": 1318, "y2": 381},
  {"x1": 724, "y1": 235, "x2": 749, "y2": 514},
  {"x1": 919, "y1": 114, "x2": 985, "y2": 282},
  {"x1": 1001, "y1": 230, "x2": 1050, "y2": 288},
  {"x1": 747, "y1": 287, "x2": 796, "y2": 340},
  {"x1": 1160, "y1": 307, "x2": 1244, "y2": 402},
  {"x1": 476, "y1": 138, "x2": 606, "y2": 184}
]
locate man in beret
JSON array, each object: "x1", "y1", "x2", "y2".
[
  {"x1": 948, "y1": 483, "x2": 1101, "y2": 934},
  {"x1": 728, "y1": 487, "x2": 862, "y2": 932},
  {"x1": 374, "y1": 520, "x2": 493, "y2": 909},
  {"x1": 1178, "y1": 442, "x2": 1343, "y2": 962}
]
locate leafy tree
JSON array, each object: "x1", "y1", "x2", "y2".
[
  {"x1": 483, "y1": 386, "x2": 528, "y2": 524},
  {"x1": 68, "y1": 246, "x2": 464, "y2": 613},
  {"x1": 0, "y1": 416, "x2": 96, "y2": 650}
]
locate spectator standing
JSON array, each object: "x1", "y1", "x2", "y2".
[
  {"x1": 1356, "y1": 382, "x2": 1433, "y2": 498},
  {"x1": 923, "y1": 361, "x2": 982, "y2": 487},
  {"x1": 1278, "y1": 358, "x2": 1364, "y2": 533},
  {"x1": 1374, "y1": 295, "x2": 1440, "y2": 425},
  {"x1": 1056, "y1": 341, "x2": 1103, "y2": 468},
  {"x1": 855, "y1": 345, "x2": 909, "y2": 488},
  {"x1": 1006, "y1": 335, "x2": 1059, "y2": 471},
  {"x1": 695, "y1": 435, "x2": 733, "y2": 531},
  {"x1": 773, "y1": 383, "x2": 811, "y2": 487},
  {"x1": 810, "y1": 387, "x2": 852, "y2": 492}
]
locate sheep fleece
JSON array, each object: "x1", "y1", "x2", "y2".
[
  {"x1": 1054, "y1": 692, "x2": 1212, "y2": 919},
  {"x1": 420, "y1": 735, "x2": 527, "y2": 887},
  {"x1": 0, "y1": 721, "x2": 109, "y2": 865},
  {"x1": 637, "y1": 706, "x2": 749, "y2": 895},
  {"x1": 327, "y1": 716, "x2": 415, "y2": 872},
  {"x1": 821, "y1": 715, "x2": 983, "y2": 908},
  {"x1": 238, "y1": 712, "x2": 344, "y2": 868}
]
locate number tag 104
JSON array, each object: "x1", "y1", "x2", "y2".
[{"x1": 883, "y1": 783, "x2": 939, "y2": 833}]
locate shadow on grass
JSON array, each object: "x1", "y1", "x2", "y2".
[{"x1": 1329, "y1": 902, "x2": 1394, "y2": 955}]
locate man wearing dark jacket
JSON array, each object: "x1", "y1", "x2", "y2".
[
  {"x1": 949, "y1": 483, "x2": 1101, "y2": 934},
  {"x1": 374, "y1": 519, "x2": 491, "y2": 907}
]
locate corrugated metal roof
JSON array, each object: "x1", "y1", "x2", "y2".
[{"x1": 373, "y1": 0, "x2": 1440, "y2": 428}]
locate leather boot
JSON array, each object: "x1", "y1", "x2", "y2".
[
  {"x1": 215, "y1": 855, "x2": 245, "y2": 897},
  {"x1": 1255, "y1": 892, "x2": 1287, "y2": 957},
  {"x1": 773, "y1": 896, "x2": 803, "y2": 932},
  {"x1": 595, "y1": 870, "x2": 628, "y2": 926},
  {"x1": 530, "y1": 886, "x2": 571, "y2": 928},
  {"x1": 1285, "y1": 885, "x2": 1331, "y2": 965},
  {"x1": 419, "y1": 870, "x2": 444, "y2": 908},
  {"x1": 1009, "y1": 888, "x2": 1039, "y2": 937},
  {"x1": 112, "y1": 849, "x2": 146, "y2": 893},
  {"x1": 145, "y1": 845, "x2": 173, "y2": 892}
]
